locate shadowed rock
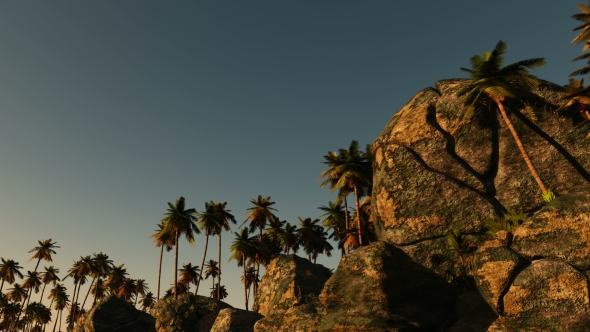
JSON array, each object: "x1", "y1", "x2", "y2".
[
  {"x1": 198, "y1": 308, "x2": 263, "y2": 332},
  {"x1": 74, "y1": 296, "x2": 155, "y2": 332}
]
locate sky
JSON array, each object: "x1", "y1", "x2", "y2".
[{"x1": 0, "y1": 1, "x2": 585, "y2": 312}]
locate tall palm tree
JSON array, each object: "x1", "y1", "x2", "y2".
[
  {"x1": 160, "y1": 196, "x2": 199, "y2": 299},
  {"x1": 241, "y1": 267, "x2": 258, "y2": 307},
  {"x1": 27, "y1": 240, "x2": 60, "y2": 273},
  {"x1": 203, "y1": 260, "x2": 219, "y2": 297},
  {"x1": 18, "y1": 271, "x2": 42, "y2": 329},
  {"x1": 195, "y1": 201, "x2": 221, "y2": 296},
  {"x1": 150, "y1": 222, "x2": 175, "y2": 301},
  {"x1": 241, "y1": 196, "x2": 277, "y2": 237},
  {"x1": 38, "y1": 266, "x2": 60, "y2": 305},
  {"x1": 211, "y1": 202, "x2": 236, "y2": 300},
  {"x1": 45, "y1": 283, "x2": 66, "y2": 332},
  {"x1": 458, "y1": 41, "x2": 550, "y2": 198},
  {"x1": 177, "y1": 263, "x2": 199, "y2": 294},
  {"x1": 229, "y1": 228, "x2": 256, "y2": 311},
  {"x1": 0, "y1": 258, "x2": 23, "y2": 292},
  {"x1": 51, "y1": 287, "x2": 69, "y2": 332},
  {"x1": 278, "y1": 223, "x2": 299, "y2": 255}
]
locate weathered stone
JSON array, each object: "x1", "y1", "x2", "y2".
[
  {"x1": 472, "y1": 231, "x2": 522, "y2": 312},
  {"x1": 253, "y1": 254, "x2": 331, "y2": 317},
  {"x1": 197, "y1": 308, "x2": 263, "y2": 332},
  {"x1": 74, "y1": 296, "x2": 155, "y2": 332},
  {"x1": 254, "y1": 304, "x2": 321, "y2": 332},
  {"x1": 511, "y1": 189, "x2": 590, "y2": 270},
  {"x1": 450, "y1": 291, "x2": 498, "y2": 332},
  {"x1": 502, "y1": 259, "x2": 590, "y2": 331},
  {"x1": 318, "y1": 241, "x2": 457, "y2": 331},
  {"x1": 486, "y1": 319, "x2": 508, "y2": 332},
  {"x1": 150, "y1": 294, "x2": 231, "y2": 332}
]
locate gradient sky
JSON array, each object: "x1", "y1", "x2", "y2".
[{"x1": 0, "y1": 1, "x2": 584, "y2": 310}]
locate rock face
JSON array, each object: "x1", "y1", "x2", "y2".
[
  {"x1": 199, "y1": 308, "x2": 263, "y2": 332},
  {"x1": 254, "y1": 304, "x2": 322, "y2": 332},
  {"x1": 74, "y1": 296, "x2": 155, "y2": 332},
  {"x1": 151, "y1": 294, "x2": 231, "y2": 332},
  {"x1": 318, "y1": 241, "x2": 457, "y2": 331},
  {"x1": 473, "y1": 190, "x2": 590, "y2": 331},
  {"x1": 372, "y1": 79, "x2": 590, "y2": 275},
  {"x1": 253, "y1": 254, "x2": 332, "y2": 317}
]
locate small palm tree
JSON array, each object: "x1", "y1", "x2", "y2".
[
  {"x1": 295, "y1": 217, "x2": 322, "y2": 261},
  {"x1": 161, "y1": 197, "x2": 199, "y2": 299},
  {"x1": 117, "y1": 278, "x2": 137, "y2": 302},
  {"x1": 195, "y1": 201, "x2": 221, "y2": 296},
  {"x1": 241, "y1": 267, "x2": 258, "y2": 307},
  {"x1": 203, "y1": 260, "x2": 219, "y2": 297},
  {"x1": 28, "y1": 239, "x2": 60, "y2": 273},
  {"x1": 105, "y1": 264, "x2": 128, "y2": 296},
  {"x1": 140, "y1": 292, "x2": 155, "y2": 312},
  {"x1": 278, "y1": 223, "x2": 299, "y2": 255},
  {"x1": 150, "y1": 222, "x2": 175, "y2": 300},
  {"x1": 319, "y1": 201, "x2": 347, "y2": 255},
  {"x1": 178, "y1": 263, "x2": 199, "y2": 293},
  {"x1": 90, "y1": 278, "x2": 106, "y2": 306},
  {"x1": 81, "y1": 252, "x2": 112, "y2": 310},
  {"x1": 229, "y1": 228, "x2": 256, "y2": 310},
  {"x1": 556, "y1": 78, "x2": 590, "y2": 121},
  {"x1": 210, "y1": 284, "x2": 228, "y2": 301},
  {"x1": 211, "y1": 202, "x2": 236, "y2": 300},
  {"x1": 39, "y1": 266, "x2": 60, "y2": 304},
  {"x1": 7, "y1": 283, "x2": 28, "y2": 303},
  {"x1": 134, "y1": 279, "x2": 149, "y2": 307},
  {"x1": 458, "y1": 41, "x2": 550, "y2": 199},
  {"x1": 0, "y1": 258, "x2": 24, "y2": 292},
  {"x1": 241, "y1": 196, "x2": 278, "y2": 237}
]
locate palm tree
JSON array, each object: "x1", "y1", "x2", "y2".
[
  {"x1": 0, "y1": 258, "x2": 24, "y2": 292},
  {"x1": 160, "y1": 196, "x2": 199, "y2": 299},
  {"x1": 556, "y1": 78, "x2": 590, "y2": 121},
  {"x1": 105, "y1": 264, "x2": 128, "y2": 296},
  {"x1": 241, "y1": 196, "x2": 277, "y2": 237},
  {"x1": 570, "y1": 2, "x2": 590, "y2": 76},
  {"x1": 295, "y1": 217, "x2": 322, "y2": 261},
  {"x1": 203, "y1": 260, "x2": 219, "y2": 297},
  {"x1": 7, "y1": 284, "x2": 28, "y2": 303},
  {"x1": 319, "y1": 201, "x2": 347, "y2": 255},
  {"x1": 38, "y1": 266, "x2": 60, "y2": 305},
  {"x1": 210, "y1": 284, "x2": 228, "y2": 301},
  {"x1": 229, "y1": 228, "x2": 256, "y2": 311},
  {"x1": 264, "y1": 218, "x2": 286, "y2": 250},
  {"x1": 177, "y1": 263, "x2": 199, "y2": 294},
  {"x1": 27, "y1": 240, "x2": 60, "y2": 273},
  {"x1": 45, "y1": 283, "x2": 66, "y2": 332},
  {"x1": 90, "y1": 278, "x2": 106, "y2": 306},
  {"x1": 134, "y1": 279, "x2": 148, "y2": 307},
  {"x1": 64, "y1": 258, "x2": 89, "y2": 326},
  {"x1": 195, "y1": 201, "x2": 221, "y2": 296},
  {"x1": 241, "y1": 267, "x2": 258, "y2": 307},
  {"x1": 51, "y1": 287, "x2": 69, "y2": 332},
  {"x1": 81, "y1": 252, "x2": 112, "y2": 310},
  {"x1": 150, "y1": 222, "x2": 175, "y2": 301},
  {"x1": 117, "y1": 278, "x2": 137, "y2": 302},
  {"x1": 140, "y1": 292, "x2": 155, "y2": 312},
  {"x1": 211, "y1": 202, "x2": 236, "y2": 300},
  {"x1": 458, "y1": 41, "x2": 551, "y2": 198},
  {"x1": 278, "y1": 223, "x2": 299, "y2": 255},
  {"x1": 18, "y1": 271, "x2": 42, "y2": 328}
]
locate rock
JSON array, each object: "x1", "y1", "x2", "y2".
[
  {"x1": 197, "y1": 308, "x2": 263, "y2": 332},
  {"x1": 502, "y1": 259, "x2": 590, "y2": 331},
  {"x1": 372, "y1": 79, "x2": 590, "y2": 272},
  {"x1": 472, "y1": 231, "x2": 522, "y2": 312},
  {"x1": 74, "y1": 295, "x2": 155, "y2": 332},
  {"x1": 150, "y1": 294, "x2": 231, "y2": 332},
  {"x1": 486, "y1": 319, "x2": 508, "y2": 332},
  {"x1": 253, "y1": 254, "x2": 331, "y2": 317},
  {"x1": 449, "y1": 291, "x2": 498, "y2": 332},
  {"x1": 511, "y1": 189, "x2": 590, "y2": 269},
  {"x1": 254, "y1": 304, "x2": 321, "y2": 332},
  {"x1": 318, "y1": 241, "x2": 457, "y2": 331}
]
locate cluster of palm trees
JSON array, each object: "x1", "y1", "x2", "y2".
[
  {"x1": 0, "y1": 240, "x2": 153, "y2": 332},
  {"x1": 151, "y1": 195, "x2": 341, "y2": 312}
]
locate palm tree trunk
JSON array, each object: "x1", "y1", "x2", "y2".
[
  {"x1": 195, "y1": 232, "x2": 209, "y2": 296},
  {"x1": 81, "y1": 276, "x2": 97, "y2": 311},
  {"x1": 134, "y1": 293, "x2": 139, "y2": 307},
  {"x1": 157, "y1": 246, "x2": 163, "y2": 300},
  {"x1": 242, "y1": 254, "x2": 248, "y2": 311},
  {"x1": 343, "y1": 197, "x2": 350, "y2": 254},
  {"x1": 51, "y1": 309, "x2": 59, "y2": 332},
  {"x1": 39, "y1": 283, "x2": 48, "y2": 304},
  {"x1": 174, "y1": 229, "x2": 180, "y2": 300},
  {"x1": 285, "y1": 246, "x2": 290, "y2": 255},
  {"x1": 496, "y1": 100, "x2": 548, "y2": 193},
  {"x1": 69, "y1": 282, "x2": 78, "y2": 327},
  {"x1": 0, "y1": 279, "x2": 4, "y2": 292},
  {"x1": 59, "y1": 309, "x2": 62, "y2": 332},
  {"x1": 354, "y1": 186, "x2": 363, "y2": 246},
  {"x1": 218, "y1": 233, "x2": 222, "y2": 301},
  {"x1": 43, "y1": 298, "x2": 54, "y2": 332}
]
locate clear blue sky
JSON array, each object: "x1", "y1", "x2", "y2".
[{"x1": 0, "y1": 1, "x2": 584, "y2": 310}]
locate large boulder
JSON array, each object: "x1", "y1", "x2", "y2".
[
  {"x1": 74, "y1": 296, "x2": 155, "y2": 332},
  {"x1": 150, "y1": 294, "x2": 231, "y2": 332},
  {"x1": 473, "y1": 191, "x2": 590, "y2": 331},
  {"x1": 254, "y1": 304, "x2": 322, "y2": 332},
  {"x1": 318, "y1": 241, "x2": 457, "y2": 331},
  {"x1": 372, "y1": 79, "x2": 590, "y2": 274},
  {"x1": 198, "y1": 308, "x2": 263, "y2": 332},
  {"x1": 253, "y1": 254, "x2": 332, "y2": 317}
]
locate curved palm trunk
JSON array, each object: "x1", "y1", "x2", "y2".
[
  {"x1": 242, "y1": 254, "x2": 248, "y2": 311},
  {"x1": 254, "y1": 262, "x2": 260, "y2": 299},
  {"x1": 174, "y1": 229, "x2": 180, "y2": 300},
  {"x1": 157, "y1": 246, "x2": 163, "y2": 300},
  {"x1": 496, "y1": 100, "x2": 548, "y2": 193},
  {"x1": 68, "y1": 282, "x2": 78, "y2": 328},
  {"x1": 0, "y1": 280, "x2": 4, "y2": 292},
  {"x1": 81, "y1": 276, "x2": 97, "y2": 310},
  {"x1": 51, "y1": 309, "x2": 60, "y2": 332},
  {"x1": 195, "y1": 232, "x2": 209, "y2": 296},
  {"x1": 39, "y1": 283, "x2": 48, "y2": 304},
  {"x1": 218, "y1": 233, "x2": 221, "y2": 301},
  {"x1": 353, "y1": 186, "x2": 362, "y2": 246},
  {"x1": 343, "y1": 197, "x2": 350, "y2": 254}
]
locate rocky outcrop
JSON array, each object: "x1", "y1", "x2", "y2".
[
  {"x1": 253, "y1": 254, "x2": 331, "y2": 317},
  {"x1": 372, "y1": 79, "x2": 590, "y2": 275},
  {"x1": 151, "y1": 294, "x2": 231, "y2": 332},
  {"x1": 198, "y1": 308, "x2": 263, "y2": 332},
  {"x1": 74, "y1": 296, "x2": 155, "y2": 332},
  {"x1": 318, "y1": 241, "x2": 457, "y2": 331},
  {"x1": 473, "y1": 190, "x2": 590, "y2": 331}
]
